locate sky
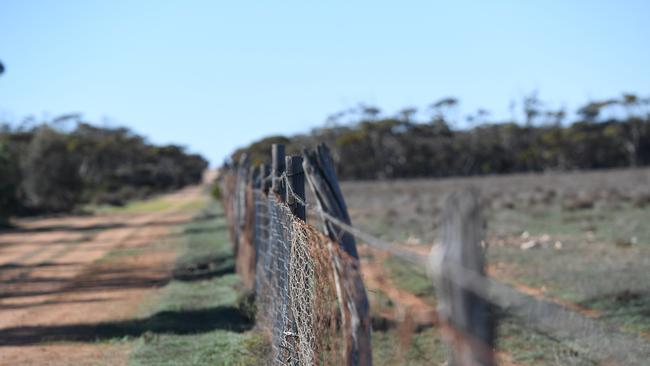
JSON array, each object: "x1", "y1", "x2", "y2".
[{"x1": 1, "y1": 0, "x2": 649, "y2": 165}]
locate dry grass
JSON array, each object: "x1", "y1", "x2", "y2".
[{"x1": 340, "y1": 167, "x2": 650, "y2": 364}]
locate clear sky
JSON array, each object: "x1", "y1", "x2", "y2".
[{"x1": 1, "y1": 0, "x2": 649, "y2": 164}]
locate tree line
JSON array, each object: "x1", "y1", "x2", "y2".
[
  {"x1": 0, "y1": 119, "x2": 207, "y2": 226},
  {"x1": 230, "y1": 92, "x2": 650, "y2": 180}
]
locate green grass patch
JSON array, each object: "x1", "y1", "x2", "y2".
[
  {"x1": 372, "y1": 327, "x2": 446, "y2": 365},
  {"x1": 488, "y1": 202, "x2": 650, "y2": 305},
  {"x1": 578, "y1": 291, "x2": 650, "y2": 336},
  {"x1": 491, "y1": 203, "x2": 650, "y2": 247},
  {"x1": 497, "y1": 317, "x2": 595, "y2": 366},
  {"x1": 89, "y1": 194, "x2": 207, "y2": 215},
  {"x1": 129, "y1": 201, "x2": 269, "y2": 366},
  {"x1": 176, "y1": 198, "x2": 209, "y2": 213},
  {"x1": 91, "y1": 196, "x2": 175, "y2": 214},
  {"x1": 383, "y1": 256, "x2": 437, "y2": 304}
]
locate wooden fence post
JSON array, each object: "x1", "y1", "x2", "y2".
[
  {"x1": 431, "y1": 188, "x2": 495, "y2": 366},
  {"x1": 259, "y1": 163, "x2": 270, "y2": 193},
  {"x1": 285, "y1": 156, "x2": 305, "y2": 221},
  {"x1": 302, "y1": 144, "x2": 358, "y2": 258},
  {"x1": 233, "y1": 153, "x2": 250, "y2": 255},
  {"x1": 252, "y1": 165, "x2": 262, "y2": 190},
  {"x1": 302, "y1": 143, "x2": 372, "y2": 366},
  {"x1": 271, "y1": 144, "x2": 286, "y2": 201},
  {"x1": 235, "y1": 161, "x2": 256, "y2": 289}
]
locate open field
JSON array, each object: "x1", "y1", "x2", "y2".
[{"x1": 342, "y1": 167, "x2": 650, "y2": 364}]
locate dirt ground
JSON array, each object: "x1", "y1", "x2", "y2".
[{"x1": 0, "y1": 184, "x2": 208, "y2": 366}]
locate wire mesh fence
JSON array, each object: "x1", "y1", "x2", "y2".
[
  {"x1": 220, "y1": 144, "x2": 650, "y2": 366},
  {"x1": 223, "y1": 166, "x2": 350, "y2": 365}
]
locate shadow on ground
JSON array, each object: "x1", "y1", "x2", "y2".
[
  {"x1": 0, "y1": 266, "x2": 170, "y2": 300},
  {"x1": 0, "y1": 212, "x2": 223, "y2": 235},
  {"x1": 0, "y1": 305, "x2": 253, "y2": 346},
  {"x1": 172, "y1": 254, "x2": 235, "y2": 282}
]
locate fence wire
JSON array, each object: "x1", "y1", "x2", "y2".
[
  {"x1": 282, "y1": 174, "x2": 650, "y2": 365},
  {"x1": 224, "y1": 167, "x2": 650, "y2": 365},
  {"x1": 253, "y1": 191, "x2": 344, "y2": 365}
]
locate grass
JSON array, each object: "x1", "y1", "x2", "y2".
[
  {"x1": 379, "y1": 245, "x2": 601, "y2": 365},
  {"x1": 383, "y1": 255, "x2": 436, "y2": 304},
  {"x1": 491, "y1": 202, "x2": 650, "y2": 247},
  {"x1": 128, "y1": 200, "x2": 269, "y2": 366},
  {"x1": 91, "y1": 196, "x2": 174, "y2": 214},
  {"x1": 372, "y1": 328, "x2": 446, "y2": 366},
  {"x1": 497, "y1": 317, "x2": 594, "y2": 366},
  {"x1": 90, "y1": 195, "x2": 207, "y2": 215},
  {"x1": 579, "y1": 291, "x2": 650, "y2": 336},
  {"x1": 488, "y1": 202, "x2": 650, "y2": 317}
]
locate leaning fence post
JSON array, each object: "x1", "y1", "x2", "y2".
[
  {"x1": 271, "y1": 144, "x2": 286, "y2": 201},
  {"x1": 431, "y1": 188, "x2": 495, "y2": 366},
  {"x1": 303, "y1": 143, "x2": 372, "y2": 366},
  {"x1": 285, "y1": 156, "x2": 306, "y2": 221}
]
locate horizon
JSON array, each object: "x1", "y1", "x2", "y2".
[{"x1": 1, "y1": 0, "x2": 649, "y2": 165}]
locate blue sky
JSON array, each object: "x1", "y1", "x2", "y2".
[{"x1": 1, "y1": 0, "x2": 649, "y2": 164}]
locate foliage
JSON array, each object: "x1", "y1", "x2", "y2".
[
  {"x1": 0, "y1": 138, "x2": 20, "y2": 226},
  {"x1": 211, "y1": 184, "x2": 221, "y2": 201},
  {"x1": 0, "y1": 120, "x2": 207, "y2": 221},
  {"x1": 232, "y1": 93, "x2": 650, "y2": 180},
  {"x1": 21, "y1": 126, "x2": 83, "y2": 212}
]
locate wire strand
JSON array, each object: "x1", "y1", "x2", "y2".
[{"x1": 273, "y1": 174, "x2": 650, "y2": 364}]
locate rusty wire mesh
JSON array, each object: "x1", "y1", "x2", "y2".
[{"x1": 253, "y1": 191, "x2": 344, "y2": 365}]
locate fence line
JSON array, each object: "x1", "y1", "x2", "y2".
[
  {"x1": 221, "y1": 142, "x2": 650, "y2": 365},
  {"x1": 224, "y1": 145, "x2": 366, "y2": 365},
  {"x1": 284, "y1": 169, "x2": 650, "y2": 365}
]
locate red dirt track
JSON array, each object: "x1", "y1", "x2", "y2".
[{"x1": 0, "y1": 185, "x2": 206, "y2": 365}]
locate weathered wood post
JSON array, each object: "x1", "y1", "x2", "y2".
[
  {"x1": 285, "y1": 156, "x2": 306, "y2": 221},
  {"x1": 252, "y1": 164, "x2": 264, "y2": 291},
  {"x1": 236, "y1": 161, "x2": 257, "y2": 289},
  {"x1": 233, "y1": 153, "x2": 250, "y2": 255},
  {"x1": 271, "y1": 144, "x2": 286, "y2": 201},
  {"x1": 259, "y1": 163, "x2": 271, "y2": 194},
  {"x1": 431, "y1": 188, "x2": 495, "y2": 366},
  {"x1": 302, "y1": 144, "x2": 358, "y2": 258},
  {"x1": 302, "y1": 143, "x2": 372, "y2": 366},
  {"x1": 252, "y1": 165, "x2": 262, "y2": 190}
]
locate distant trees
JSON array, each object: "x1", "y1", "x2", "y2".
[
  {"x1": 0, "y1": 138, "x2": 19, "y2": 226},
  {"x1": 232, "y1": 93, "x2": 650, "y2": 181},
  {"x1": 0, "y1": 120, "x2": 207, "y2": 225},
  {"x1": 21, "y1": 126, "x2": 83, "y2": 212}
]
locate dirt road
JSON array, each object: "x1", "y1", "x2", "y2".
[{"x1": 0, "y1": 184, "x2": 208, "y2": 365}]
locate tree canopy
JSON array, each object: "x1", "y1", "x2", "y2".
[
  {"x1": 231, "y1": 93, "x2": 650, "y2": 180},
  {"x1": 0, "y1": 119, "x2": 207, "y2": 225}
]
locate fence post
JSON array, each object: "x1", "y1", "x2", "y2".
[
  {"x1": 285, "y1": 156, "x2": 306, "y2": 221},
  {"x1": 235, "y1": 161, "x2": 256, "y2": 289},
  {"x1": 431, "y1": 188, "x2": 495, "y2": 366},
  {"x1": 252, "y1": 165, "x2": 262, "y2": 190},
  {"x1": 302, "y1": 144, "x2": 358, "y2": 258},
  {"x1": 259, "y1": 163, "x2": 270, "y2": 194},
  {"x1": 233, "y1": 153, "x2": 250, "y2": 255},
  {"x1": 271, "y1": 144, "x2": 286, "y2": 201},
  {"x1": 302, "y1": 143, "x2": 372, "y2": 366}
]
